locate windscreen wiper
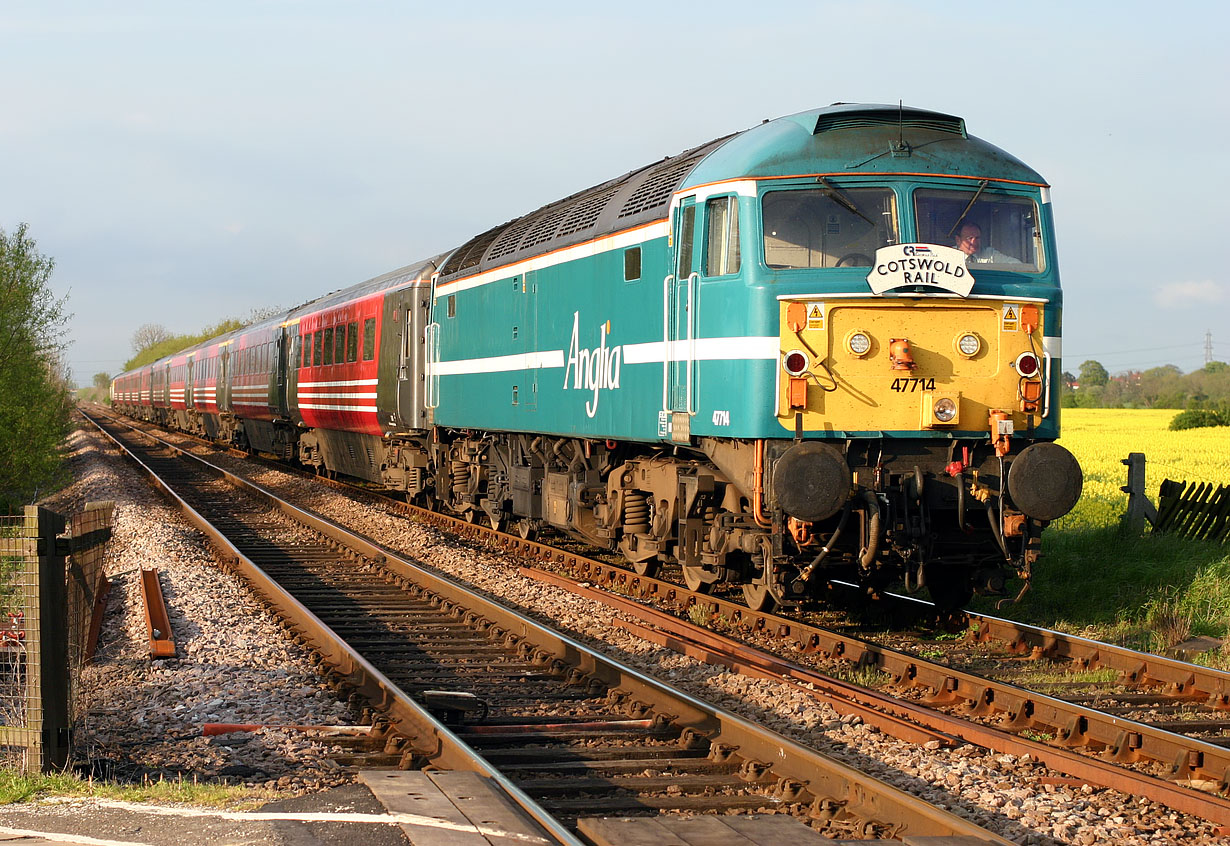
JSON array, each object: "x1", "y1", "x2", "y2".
[
  {"x1": 947, "y1": 179, "x2": 990, "y2": 238},
  {"x1": 816, "y1": 176, "x2": 876, "y2": 227}
]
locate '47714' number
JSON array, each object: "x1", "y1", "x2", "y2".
[{"x1": 890, "y1": 377, "x2": 936, "y2": 393}]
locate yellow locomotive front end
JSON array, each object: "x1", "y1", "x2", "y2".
[
  {"x1": 776, "y1": 296, "x2": 1048, "y2": 436},
  {"x1": 766, "y1": 283, "x2": 1081, "y2": 610}
]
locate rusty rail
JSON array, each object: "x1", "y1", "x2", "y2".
[
  {"x1": 139, "y1": 568, "x2": 176, "y2": 658},
  {"x1": 521, "y1": 567, "x2": 1230, "y2": 827}
]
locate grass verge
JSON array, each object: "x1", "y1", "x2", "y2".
[{"x1": 0, "y1": 768, "x2": 276, "y2": 807}]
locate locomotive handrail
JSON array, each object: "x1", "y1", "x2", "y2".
[
  {"x1": 423, "y1": 321, "x2": 440, "y2": 409},
  {"x1": 659, "y1": 273, "x2": 673, "y2": 413},
  {"x1": 1042, "y1": 348, "x2": 1053, "y2": 418}
]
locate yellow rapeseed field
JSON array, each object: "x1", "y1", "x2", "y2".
[{"x1": 1054, "y1": 408, "x2": 1230, "y2": 531}]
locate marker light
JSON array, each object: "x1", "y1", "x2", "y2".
[
  {"x1": 846, "y1": 331, "x2": 872, "y2": 357},
  {"x1": 1014, "y1": 352, "x2": 1041, "y2": 378},
  {"x1": 933, "y1": 397, "x2": 958, "y2": 423},
  {"x1": 783, "y1": 350, "x2": 809, "y2": 376},
  {"x1": 957, "y1": 332, "x2": 981, "y2": 357}
]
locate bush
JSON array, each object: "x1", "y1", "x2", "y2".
[{"x1": 1169, "y1": 409, "x2": 1229, "y2": 431}]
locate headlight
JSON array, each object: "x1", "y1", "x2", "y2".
[
  {"x1": 933, "y1": 397, "x2": 958, "y2": 423},
  {"x1": 783, "y1": 350, "x2": 809, "y2": 376},
  {"x1": 846, "y1": 331, "x2": 872, "y2": 357},
  {"x1": 957, "y1": 332, "x2": 981, "y2": 357}
]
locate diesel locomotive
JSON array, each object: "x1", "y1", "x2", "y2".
[{"x1": 112, "y1": 103, "x2": 1083, "y2": 611}]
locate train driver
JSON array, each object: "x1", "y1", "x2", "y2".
[{"x1": 953, "y1": 222, "x2": 1022, "y2": 266}]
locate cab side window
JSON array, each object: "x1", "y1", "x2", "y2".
[{"x1": 705, "y1": 196, "x2": 740, "y2": 276}]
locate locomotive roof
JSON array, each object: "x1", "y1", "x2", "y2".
[
  {"x1": 683, "y1": 103, "x2": 1046, "y2": 188},
  {"x1": 435, "y1": 102, "x2": 1046, "y2": 285}
]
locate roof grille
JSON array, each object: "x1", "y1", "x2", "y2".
[
  {"x1": 440, "y1": 225, "x2": 504, "y2": 276},
  {"x1": 557, "y1": 185, "x2": 620, "y2": 237},
  {"x1": 486, "y1": 217, "x2": 537, "y2": 261},
  {"x1": 618, "y1": 155, "x2": 703, "y2": 218},
  {"x1": 520, "y1": 205, "x2": 574, "y2": 250},
  {"x1": 814, "y1": 113, "x2": 966, "y2": 137}
]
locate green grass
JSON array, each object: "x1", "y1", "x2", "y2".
[
  {"x1": 971, "y1": 409, "x2": 1230, "y2": 650},
  {"x1": 0, "y1": 768, "x2": 275, "y2": 806}
]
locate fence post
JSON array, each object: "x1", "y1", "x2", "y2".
[
  {"x1": 28, "y1": 506, "x2": 69, "y2": 771},
  {"x1": 1121, "y1": 453, "x2": 1159, "y2": 535}
]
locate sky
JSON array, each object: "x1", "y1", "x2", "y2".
[{"x1": 2, "y1": 0, "x2": 1227, "y2": 385}]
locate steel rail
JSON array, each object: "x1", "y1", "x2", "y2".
[
  {"x1": 518, "y1": 557, "x2": 1230, "y2": 823},
  {"x1": 520, "y1": 567, "x2": 1230, "y2": 827},
  {"x1": 81, "y1": 410, "x2": 1009, "y2": 844},
  {"x1": 80, "y1": 410, "x2": 582, "y2": 846},
  {"x1": 96, "y1": 408, "x2": 1230, "y2": 822},
  {"x1": 965, "y1": 611, "x2": 1230, "y2": 707}
]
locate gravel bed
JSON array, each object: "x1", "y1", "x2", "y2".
[
  {"x1": 38, "y1": 426, "x2": 356, "y2": 793},
  {"x1": 57, "y1": 420, "x2": 1230, "y2": 844}
]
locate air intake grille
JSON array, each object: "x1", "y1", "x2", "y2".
[
  {"x1": 520, "y1": 206, "x2": 574, "y2": 250},
  {"x1": 486, "y1": 217, "x2": 538, "y2": 261},
  {"x1": 618, "y1": 155, "x2": 703, "y2": 218},
  {"x1": 440, "y1": 225, "x2": 504, "y2": 276},
  {"x1": 814, "y1": 113, "x2": 966, "y2": 137},
  {"x1": 557, "y1": 185, "x2": 620, "y2": 237}
]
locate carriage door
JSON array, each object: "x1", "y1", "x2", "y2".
[
  {"x1": 667, "y1": 197, "x2": 700, "y2": 425},
  {"x1": 274, "y1": 330, "x2": 288, "y2": 416},
  {"x1": 220, "y1": 348, "x2": 231, "y2": 411}
]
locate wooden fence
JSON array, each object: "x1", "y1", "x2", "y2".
[
  {"x1": 1155, "y1": 480, "x2": 1230, "y2": 542},
  {"x1": 0, "y1": 502, "x2": 112, "y2": 772}
]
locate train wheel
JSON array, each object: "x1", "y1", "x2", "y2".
[
  {"x1": 741, "y1": 583, "x2": 776, "y2": 612},
  {"x1": 741, "y1": 537, "x2": 778, "y2": 612},
  {"x1": 631, "y1": 557, "x2": 660, "y2": 578},
  {"x1": 682, "y1": 565, "x2": 713, "y2": 594},
  {"x1": 516, "y1": 519, "x2": 537, "y2": 540}
]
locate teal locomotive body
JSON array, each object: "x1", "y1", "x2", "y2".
[{"x1": 114, "y1": 103, "x2": 1082, "y2": 610}]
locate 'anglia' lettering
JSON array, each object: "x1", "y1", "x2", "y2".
[{"x1": 562, "y1": 312, "x2": 622, "y2": 418}]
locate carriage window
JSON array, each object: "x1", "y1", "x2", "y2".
[
  {"x1": 323, "y1": 328, "x2": 334, "y2": 365},
  {"x1": 363, "y1": 318, "x2": 376, "y2": 361},
  {"x1": 347, "y1": 322, "x2": 359, "y2": 362},
  {"x1": 762, "y1": 187, "x2": 897, "y2": 269},
  {"x1": 914, "y1": 188, "x2": 1043, "y2": 272},
  {"x1": 705, "y1": 196, "x2": 740, "y2": 276},
  {"x1": 334, "y1": 324, "x2": 346, "y2": 364},
  {"x1": 313, "y1": 331, "x2": 323, "y2": 367},
  {"x1": 300, "y1": 332, "x2": 308, "y2": 368}
]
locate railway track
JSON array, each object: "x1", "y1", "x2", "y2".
[
  {"x1": 80, "y1": 407, "x2": 1010, "y2": 844},
  {"x1": 93, "y1": 409, "x2": 1230, "y2": 829}
]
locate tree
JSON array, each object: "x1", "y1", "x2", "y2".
[
  {"x1": 1078, "y1": 360, "x2": 1109, "y2": 388},
  {"x1": 0, "y1": 224, "x2": 72, "y2": 513},
  {"x1": 131, "y1": 322, "x2": 172, "y2": 354},
  {"x1": 92, "y1": 371, "x2": 111, "y2": 391}
]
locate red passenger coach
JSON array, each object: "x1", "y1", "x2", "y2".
[
  {"x1": 293, "y1": 293, "x2": 383, "y2": 437},
  {"x1": 185, "y1": 335, "x2": 232, "y2": 440},
  {"x1": 230, "y1": 319, "x2": 294, "y2": 458}
]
